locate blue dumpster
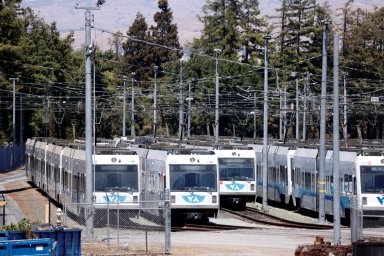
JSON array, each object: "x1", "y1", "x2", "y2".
[
  {"x1": 4, "y1": 231, "x2": 25, "y2": 241},
  {"x1": 33, "y1": 229, "x2": 81, "y2": 256},
  {"x1": 0, "y1": 238, "x2": 56, "y2": 256},
  {"x1": 0, "y1": 228, "x2": 81, "y2": 256},
  {"x1": 0, "y1": 232, "x2": 7, "y2": 241}
]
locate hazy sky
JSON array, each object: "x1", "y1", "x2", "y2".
[{"x1": 21, "y1": 0, "x2": 382, "y2": 49}]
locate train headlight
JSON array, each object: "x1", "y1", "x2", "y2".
[
  {"x1": 190, "y1": 157, "x2": 195, "y2": 163},
  {"x1": 133, "y1": 196, "x2": 138, "y2": 203},
  {"x1": 381, "y1": 159, "x2": 384, "y2": 164},
  {"x1": 111, "y1": 157, "x2": 117, "y2": 163},
  {"x1": 212, "y1": 195, "x2": 217, "y2": 204},
  {"x1": 171, "y1": 195, "x2": 176, "y2": 203},
  {"x1": 232, "y1": 152, "x2": 236, "y2": 156},
  {"x1": 251, "y1": 184, "x2": 255, "y2": 191},
  {"x1": 362, "y1": 197, "x2": 367, "y2": 205}
]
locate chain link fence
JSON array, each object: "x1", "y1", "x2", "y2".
[
  {"x1": 350, "y1": 196, "x2": 384, "y2": 243},
  {"x1": 62, "y1": 200, "x2": 171, "y2": 255}
]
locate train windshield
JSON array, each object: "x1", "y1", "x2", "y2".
[
  {"x1": 95, "y1": 165, "x2": 138, "y2": 192},
  {"x1": 170, "y1": 164, "x2": 217, "y2": 192},
  {"x1": 218, "y1": 158, "x2": 255, "y2": 181},
  {"x1": 360, "y1": 166, "x2": 384, "y2": 193}
]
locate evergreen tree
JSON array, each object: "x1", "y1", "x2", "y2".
[
  {"x1": 276, "y1": 0, "x2": 319, "y2": 74},
  {"x1": 150, "y1": 0, "x2": 180, "y2": 69},
  {"x1": 123, "y1": 12, "x2": 152, "y2": 82},
  {"x1": 197, "y1": 0, "x2": 241, "y2": 58},
  {"x1": 238, "y1": 0, "x2": 266, "y2": 64}
]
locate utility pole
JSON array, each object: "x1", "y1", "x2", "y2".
[
  {"x1": 296, "y1": 78, "x2": 299, "y2": 140},
  {"x1": 262, "y1": 34, "x2": 271, "y2": 210},
  {"x1": 179, "y1": 61, "x2": 184, "y2": 141},
  {"x1": 122, "y1": 76, "x2": 127, "y2": 137},
  {"x1": 319, "y1": 20, "x2": 331, "y2": 224},
  {"x1": 214, "y1": 49, "x2": 222, "y2": 144},
  {"x1": 333, "y1": 33, "x2": 341, "y2": 245},
  {"x1": 9, "y1": 78, "x2": 18, "y2": 167},
  {"x1": 19, "y1": 95, "x2": 23, "y2": 146},
  {"x1": 303, "y1": 72, "x2": 309, "y2": 141},
  {"x1": 343, "y1": 72, "x2": 348, "y2": 141},
  {"x1": 277, "y1": 70, "x2": 282, "y2": 140},
  {"x1": 283, "y1": 84, "x2": 287, "y2": 140},
  {"x1": 45, "y1": 85, "x2": 49, "y2": 137},
  {"x1": 253, "y1": 92, "x2": 257, "y2": 139},
  {"x1": 75, "y1": 1, "x2": 103, "y2": 240},
  {"x1": 187, "y1": 81, "x2": 192, "y2": 139},
  {"x1": 153, "y1": 66, "x2": 158, "y2": 138},
  {"x1": 131, "y1": 72, "x2": 135, "y2": 137}
]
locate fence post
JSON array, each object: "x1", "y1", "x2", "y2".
[
  {"x1": 0, "y1": 192, "x2": 5, "y2": 226},
  {"x1": 350, "y1": 196, "x2": 363, "y2": 243},
  {"x1": 107, "y1": 200, "x2": 110, "y2": 249},
  {"x1": 164, "y1": 189, "x2": 171, "y2": 254},
  {"x1": 117, "y1": 200, "x2": 120, "y2": 247}
]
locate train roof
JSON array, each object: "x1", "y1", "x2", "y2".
[
  {"x1": 166, "y1": 148, "x2": 215, "y2": 155},
  {"x1": 213, "y1": 144, "x2": 253, "y2": 150},
  {"x1": 95, "y1": 148, "x2": 137, "y2": 155}
]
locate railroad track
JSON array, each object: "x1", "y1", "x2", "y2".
[
  {"x1": 172, "y1": 223, "x2": 255, "y2": 232},
  {"x1": 221, "y1": 207, "x2": 333, "y2": 230}
]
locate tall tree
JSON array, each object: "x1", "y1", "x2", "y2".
[
  {"x1": 197, "y1": 0, "x2": 241, "y2": 58},
  {"x1": 150, "y1": 0, "x2": 180, "y2": 69},
  {"x1": 238, "y1": 0, "x2": 266, "y2": 64},
  {"x1": 275, "y1": 0, "x2": 320, "y2": 74},
  {"x1": 122, "y1": 12, "x2": 152, "y2": 81}
]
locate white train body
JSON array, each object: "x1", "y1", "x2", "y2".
[
  {"x1": 214, "y1": 147, "x2": 256, "y2": 207},
  {"x1": 165, "y1": 149, "x2": 219, "y2": 220},
  {"x1": 26, "y1": 138, "x2": 141, "y2": 213},
  {"x1": 355, "y1": 153, "x2": 384, "y2": 217}
]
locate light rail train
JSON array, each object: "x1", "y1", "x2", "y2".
[
  {"x1": 26, "y1": 137, "x2": 384, "y2": 224},
  {"x1": 25, "y1": 138, "x2": 141, "y2": 223}
]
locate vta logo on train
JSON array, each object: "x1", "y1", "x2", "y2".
[
  {"x1": 377, "y1": 196, "x2": 384, "y2": 205},
  {"x1": 225, "y1": 182, "x2": 245, "y2": 191},
  {"x1": 104, "y1": 193, "x2": 127, "y2": 203},
  {"x1": 182, "y1": 193, "x2": 205, "y2": 204}
]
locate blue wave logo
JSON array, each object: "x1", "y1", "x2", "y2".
[
  {"x1": 182, "y1": 193, "x2": 205, "y2": 204},
  {"x1": 377, "y1": 196, "x2": 384, "y2": 205},
  {"x1": 104, "y1": 193, "x2": 127, "y2": 203},
  {"x1": 225, "y1": 182, "x2": 245, "y2": 191}
]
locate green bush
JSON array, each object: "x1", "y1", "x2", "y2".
[{"x1": 0, "y1": 218, "x2": 39, "y2": 239}]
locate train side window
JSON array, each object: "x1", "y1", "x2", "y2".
[
  {"x1": 280, "y1": 166, "x2": 286, "y2": 185},
  {"x1": 256, "y1": 165, "x2": 261, "y2": 181},
  {"x1": 344, "y1": 174, "x2": 353, "y2": 193},
  {"x1": 340, "y1": 177, "x2": 343, "y2": 193},
  {"x1": 311, "y1": 173, "x2": 315, "y2": 191}
]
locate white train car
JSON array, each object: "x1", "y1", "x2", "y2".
[
  {"x1": 142, "y1": 147, "x2": 219, "y2": 223},
  {"x1": 26, "y1": 139, "x2": 142, "y2": 222},
  {"x1": 166, "y1": 148, "x2": 219, "y2": 222},
  {"x1": 92, "y1": 147, "x2": 141, "y2": 209},
  {"x1": 213, "y1": 145, "x2": 256, "y2": 208},
  {"x1": 355, "y1": 150, "x2": 384, "y2": 221},
  {"x1": 267, "y1": 146, "x2": 295, "y2": 205}
]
